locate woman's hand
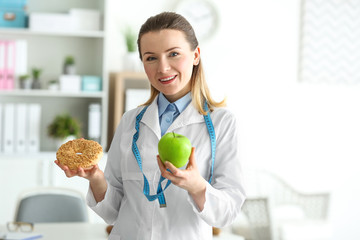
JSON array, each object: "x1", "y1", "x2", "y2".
[
  {"x1": 54, "y1": 160, "x2": 107, "y2": 202},
  {"x1": 54, "y1": 160, "x2": 102, "y2": 181},
  {"x1": 157, "y1": 147, "x2": 207, "y2": 211}
]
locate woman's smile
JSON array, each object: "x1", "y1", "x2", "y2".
[{"x1": 159, "y1": 75, "x2": 177, "y2": 84}]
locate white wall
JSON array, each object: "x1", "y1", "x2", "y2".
[{"x1": 106, "y1": 0, "x2": 360, "y2": 239}]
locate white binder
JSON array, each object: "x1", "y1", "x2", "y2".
[
  {"x1": 88, "y1": 103, "x2": 101, "y2": 141},
  {"x1": 3, "y1": 104, "x2": 15, "y2": 153},
  {"x1": 0, "y1": 41, "x2": 5, "y2": 89},
  {"x1": 5, "y1": 41, "x2": 16, "y2": 89},
  {"x1": 15, "y1": 104, "x2": 28, "y2": 153},
  {"x1": 28, "y1": 104, "x2": 41, "y2": 152},
  {"x1": 0, "y1": 103, "x2": 2, "y2": 152},
  {"x1": 15, "y1": 40, "x2": 28, "y2": 76}
]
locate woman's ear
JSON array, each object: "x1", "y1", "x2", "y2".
[{"x1": 193, "y1": 46, "x2": 200, "y2": 66}]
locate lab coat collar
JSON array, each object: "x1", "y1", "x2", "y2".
[{"x1": 141, "y1": 95, "x2": 205, "y2": 139}]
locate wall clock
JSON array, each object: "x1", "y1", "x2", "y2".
[{"x1": 175, "y1": 0, "x2": 220, "y2": 42}]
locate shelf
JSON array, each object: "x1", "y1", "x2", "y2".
[
  {"x1": 0, "y1": 151, "x2": 108, "y2": 160},
  {"x1": 0, "y1": 151, "x2": 56, "y2": 160},
  {"x1": 0, "y1": 89, "x2": 104, "y2": 98},
  {"x1": 0, "y1": 28, "x2": 105, "y2": 38},
  {"x1": 0, "y1": 0, "x2": 109, "y2": 152}
]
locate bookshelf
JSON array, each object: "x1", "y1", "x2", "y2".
[
  {"x1": 107, "y1": 72, "x2": 149, "y2": 150},
  {"x1": 0, "y1": 0, "x2": 109, "y2": 153}
]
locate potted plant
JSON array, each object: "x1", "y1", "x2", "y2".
[
  {"x1": 48, "y1": 79, "x2": 59, "y2": 91},
  {"x1": 125, "y1": 27, "x2": 137, "y2": 53},
  {"x1": 63, "y1": 55, "x2": 76, "y2": 75},
  {"x1": 48, "y1": 113, "x2": 82, "y2": 148},
  {"x1": 31, "y1": 67, "x2": 42, "y2": 89},
  {"x1": 19, "y1": 74, "x2": 31, "y2": 89},
  {"x1": 123, "y1": 27, "x2": 142, "y2": 72}
]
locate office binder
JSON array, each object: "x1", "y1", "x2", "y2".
[
  {"x1": 0, "y1": 40, "x2": 5, "y2": 89},
  {"x1": 88, "y1": 103, "x2": 101, "y2": 141},
  {"x1": 3, "y1": 104, "x2": 15, "y2": 153},
  {"x1": 15, "y1": 103, "x2": 28, "y2": 153},
  {"x1": 28, "y1": 104, "x2": 41, "y2": 152},
  {"x1": 0, "y1": 104, "x2": 2, "y2": 152},
  {"x1": 4, "y1": 40, "x2": 16, "y2": 89},
  {"x1": 15, "y1": 40, "x2": 27, "y2": 77}
]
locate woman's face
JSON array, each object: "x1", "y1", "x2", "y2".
[{"x1": 140, "y1": 29, "x2": 200, "y2": 103}]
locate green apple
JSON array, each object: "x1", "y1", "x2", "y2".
[{"x1": 158, "y1": 132, "x2": 192, "y2": 168}]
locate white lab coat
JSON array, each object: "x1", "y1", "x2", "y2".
[{"x1": 87, "y1": 97, "x2": 246, "y2": 240}]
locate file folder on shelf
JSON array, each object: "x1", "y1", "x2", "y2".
[
  {"x1": 15, "y1": 40, "x2": 28, "y2": 77},
  {"x1": 0, "y1": 103, "x2": 2, "y2": 152},
  {"x1": 28, "y1": 104, "x2": 41, "y2": 152},
  {"x1": 15, "y1": 103, "x2": 28, "y2": 153},
  {"x1": 0, "y1": 41, "x2": 5, "y2": 89},
  {"x1": 88, "y1": 103, "x2": 101, "y2": 142},
  {"x1": 4, "y1": 41, "x2": 16, "y2": 89},
  {"x1": 3, "y1": 104, "x2": 15, "y2": 153}
]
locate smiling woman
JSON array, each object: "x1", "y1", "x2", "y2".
[
  {"x1": 137, "y1": 12, "x2": 225, "y2": 114},
  {"x1": 55, "y1": 11, "x2": 245, "y2": 240},
  {"x1": 140, "y1": 29, "x2": 200, "y2": 102}
]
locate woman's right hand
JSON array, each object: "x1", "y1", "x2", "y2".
[
  {"x1": 54, "y1": 160, "x2": 104, "y2": 181},
  {"x1": 55, "y1": 160, "x2": 108, "y2": 202}
]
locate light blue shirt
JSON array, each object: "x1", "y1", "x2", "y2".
[{"x1": 158, "y1": 92, "x2": 192, "y2": 136}]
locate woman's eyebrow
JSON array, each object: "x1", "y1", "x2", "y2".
[
  {"x1": 143, "y1": 51, "x2": 154, "y2": 56},
  {"x1": 143, "y1": 47, "x2": 181, "y2": 56},
  {"x1": 166, "y1": 47, "x2": 181, "y2": 52}
]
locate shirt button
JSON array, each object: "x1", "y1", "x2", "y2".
[{"x1": 166, "y1": 118, "x2": 171, "y2": 123}]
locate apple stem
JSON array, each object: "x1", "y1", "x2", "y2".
[{"x1": 172, "y1": 132, "x2": 175, "y2": 138}]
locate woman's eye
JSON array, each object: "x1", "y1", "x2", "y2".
[
  {"x1": 170, "y1": 52, "x2": 179, "y2": 57},
  {"x1": 146, "y1": 56, "x2": 156, "y2": 61}
]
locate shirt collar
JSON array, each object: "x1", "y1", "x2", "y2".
[{"x1": 158, "y1": 92, "x2": 192, "y2": 117}]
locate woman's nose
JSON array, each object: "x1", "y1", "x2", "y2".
[{"x1": 157, "y1": 58, "x2": 171, "y2": 73}]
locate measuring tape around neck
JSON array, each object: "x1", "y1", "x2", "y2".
[{"x1": 131, "y1": 101, "x2": 216, "y2": 207}]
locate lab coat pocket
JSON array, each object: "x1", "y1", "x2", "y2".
[
  {"x1": 121, "y1": 171, "x2": 159, "y2": 203},
  {"x1": 122, "y1": 172, "x2": 144, "y2": 181},
  {"x1": 121, "y1": 171, "x2": 156, "y2": 197}
]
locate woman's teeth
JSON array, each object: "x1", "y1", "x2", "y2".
[{"x1": 160, "y1": 76, "x2": 176, "y2": 82}]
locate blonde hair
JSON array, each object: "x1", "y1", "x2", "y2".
[{"x1": 138, "y1": 12, "x2": 226, "y2": 115}]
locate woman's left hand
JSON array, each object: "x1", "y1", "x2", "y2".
[{"x1": 157, "y1": 147, "x2": 207, "y2": 210}]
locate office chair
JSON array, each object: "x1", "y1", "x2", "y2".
[{"x1": 14, "y1": 187, "x2": 89, "y2": 223}]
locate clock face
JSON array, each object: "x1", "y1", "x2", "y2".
[{"x1": 175, "y1": 0, "x2": 219, "y2": 42}]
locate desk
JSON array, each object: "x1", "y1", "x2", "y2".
[
  {"x1": 0, "y1": 223, "x2": 108, "y2": 240},
  {"x1": 1, "y1": 223, "x2": 245, "y2": 240},
  {"x1": 214, "y1": 232, "x2": 245, "y2": 240}
]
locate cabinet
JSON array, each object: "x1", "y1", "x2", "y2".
[
  {"x1": 107, "y1": 72, "x2": 149, "y2": 150},
  {"x1": 0, "y1": 0, "x2": 109, "y2": 152}
]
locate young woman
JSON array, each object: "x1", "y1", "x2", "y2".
[{"x1": 56, "y1": 12, "x2": 245, "y2": 240}]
